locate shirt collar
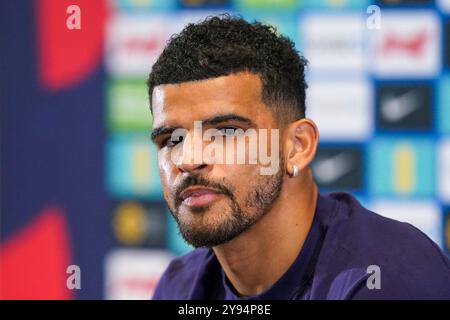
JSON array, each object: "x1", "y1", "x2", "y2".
[{"x1": 220, "y1": 193, "x2": 334, "y2": 300}]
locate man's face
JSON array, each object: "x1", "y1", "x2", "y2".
[{"x1": 151, "y1": 72, "x2": 285, "y2": 248}]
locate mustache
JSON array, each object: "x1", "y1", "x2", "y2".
[{"x1": 173, "y1": 174, "x2": 235, "y2": 207}]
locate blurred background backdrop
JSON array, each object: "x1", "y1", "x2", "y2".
[{"x1": 1, "y1": 0, "x2": 449, "y2": 299}]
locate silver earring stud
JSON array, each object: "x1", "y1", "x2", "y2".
[{"x1": 292, "y1": 164, "x2": 298, "y2": 177}]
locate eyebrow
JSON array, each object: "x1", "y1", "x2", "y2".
[{"x1": 151, "y1": 113, "x2": 255, "y2": 143}]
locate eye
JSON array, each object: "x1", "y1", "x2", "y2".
[{"x1": 161, "y1": 135, "x2": 184, "y2": 148}]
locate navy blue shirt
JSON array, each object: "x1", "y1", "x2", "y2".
[{"x1": 153, "y1": 193, "x2": 450, "y2": 299}]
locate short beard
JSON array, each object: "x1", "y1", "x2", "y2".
[{"x1": 168, "y1": 155, "x2": 285, "y2": 248}]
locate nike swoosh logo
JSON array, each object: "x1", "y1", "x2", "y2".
[
  {"x1": 381, "y1": 90, "x2": 421, "y2": 123},
  {"x1": 313, "y1": 152, "x2": 353, "y2": 184}
]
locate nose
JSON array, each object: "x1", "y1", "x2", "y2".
[
  {"x1": 176, "y1": 131, "x2": 210, "y2": 174},
  {"x1": 178, "y1": 159, "x2": 208, "y2": 173}
]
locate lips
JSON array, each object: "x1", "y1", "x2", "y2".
[{"x1": 180, "y1": 187, "x2": 223, "y2": 207}]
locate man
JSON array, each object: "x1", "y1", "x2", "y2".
[{"x1": 148, "y1": 15, "x2": 450, "y2": 299}]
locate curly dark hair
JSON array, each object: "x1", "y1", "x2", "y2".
[{"x1": 148, "y1": 14, "x2": 308, "y2": 123}]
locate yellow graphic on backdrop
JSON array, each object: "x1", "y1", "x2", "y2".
[
  {"x1": 132, "y1": 140, "x2": 151, "y2": 194},
  {"x1": 393, "y1": 143, "x2": 416, "y2": 194},
  {"x1": 113, "y1": 202, "x2": 148, "y2": 246}
]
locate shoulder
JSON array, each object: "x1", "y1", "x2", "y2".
[
  {"x1": 317, "y1": 192, "x2": 450, "y2": 299},
  {"x1": 327, "y1": 192, "x2": 448, "y2": 266},
  {"x1": 152, "y1": 248, "x2": 214, "y2": 300}
]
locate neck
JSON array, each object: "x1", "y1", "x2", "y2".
[{"x1": 212, "y1": 169, "x2": 318, "y2": 297}]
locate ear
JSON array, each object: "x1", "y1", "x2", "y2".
[{"x1": 284, "y1": 118, "x2": 319, "y2": 177}]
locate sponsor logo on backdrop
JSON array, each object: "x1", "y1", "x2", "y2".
[
  {"x1": 105, "y1": 12, "x2": 225, "y2": 77},
  {"x1": 369, "y1": 200, "x2": 441, "y2": 247},
  {"x1": 306, "y1": 80, "x2": 373, "y2": 141},
  {"x1": 376, "y1": 83, "x2": 433, "y2": 131},
  {"x1": 438, "y1": 139, "x2": 450, "y2": 204},
  {"x1": 382, "y1": 31, "x2": 428, "y2": 57},
  {"x1": 106, "y1": 134, "x2": 163, "y2": 199},
  {"x1": 105, "y1": 249, "x2": 173, "y2": 299},
  {"x1": 105, "y1": 14, "x2": 174, "y2": 77},
  {"x1": 299, "y1": 14, "x2": 366, "y2": 73},
  {"x1": 112, "y1": 201, "x2": 167, "y2": 247},
  {"x1": 312, "y1": 147, "x2": 363, "y2": 192},
  {"x1": 107, "y1": 79, "x2": 152, "y2": 131},
  {"x1": 370, "y1": 11, "x2": 440, "y2": 78},
  {"x1": 368, "y1": 138, "x2": 435, "y2": 196}
]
